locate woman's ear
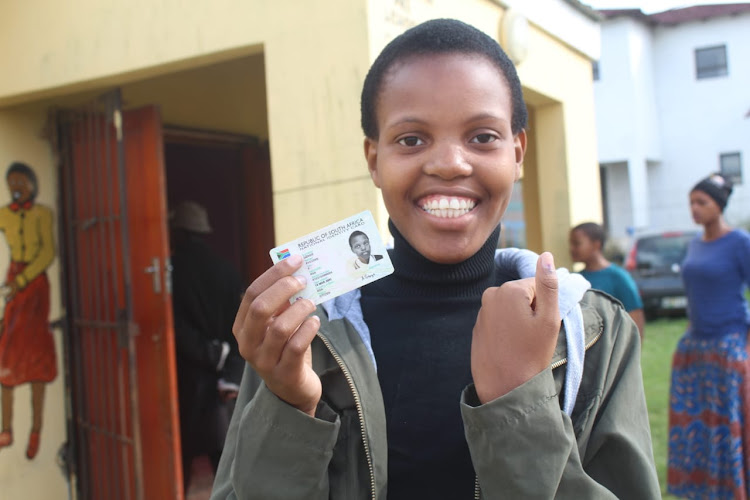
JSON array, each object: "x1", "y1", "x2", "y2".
[
  {"x1": 364, "y1": 137, "x2": 381, "y2": 188},
  {"x1": 513, "y1": 130, "x2": 527, "y2": 182}
]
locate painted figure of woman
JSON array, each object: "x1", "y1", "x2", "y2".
[{"x1": 0, "y1": 162, "x2": 57, "y2": 460}]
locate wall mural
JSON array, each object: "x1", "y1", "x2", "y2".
[{"x1": 0, "y1": 161, "x2": 57, "y2": 460}]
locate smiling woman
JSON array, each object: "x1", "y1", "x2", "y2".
[{"x1": 212, "y1": 19, "x2": 661, "y2": 500}]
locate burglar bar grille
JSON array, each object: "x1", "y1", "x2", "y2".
[{"x1": 55, "y1": 90, "x2": 143, "y2": 500}]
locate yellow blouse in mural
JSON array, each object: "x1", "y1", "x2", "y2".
[{"x1": 0, "y1": 203, "x2": 55, "y2": 288}]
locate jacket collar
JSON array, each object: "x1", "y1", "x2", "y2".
[{"x1": 9, "y1": 200, "x2": 33, "y2": 212}]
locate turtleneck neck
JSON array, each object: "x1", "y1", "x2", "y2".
[{"x1": 364, "y1": 220, "x2": 500, "y2": 299}]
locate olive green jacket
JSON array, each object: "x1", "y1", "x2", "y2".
[{"x1": 211, "y1": 290, "x2": 660, "y2": 499}]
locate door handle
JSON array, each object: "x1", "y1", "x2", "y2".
[
  {"x1": 164, "y1": 257, "x2": 173, "y2": 295},
  {"x1": 144, "y1": 257, "x2": 161, "y2": 293}
]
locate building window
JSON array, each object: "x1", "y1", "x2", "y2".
[
  {"x1": 720, "y1": 152, "x2": 742, "y2": 185},
  {"x1": 592, "y1": 60, "x2": 600, "y2": 81},
  {"x1": 695, "y1": 45, "x2": 728, "y2": 79}
]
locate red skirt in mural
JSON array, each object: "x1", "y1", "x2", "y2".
[{"x1": 0, "y1": 262, "x2": 57, "y2": 387}]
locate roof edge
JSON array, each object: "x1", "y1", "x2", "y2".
[
  {"x1": 598, "y1": 3, "x2": 750, "y2": 25},
  {"x1": 563, "y1": 0, "x2": 605, "y2": 21}
]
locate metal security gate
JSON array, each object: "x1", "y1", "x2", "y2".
[
  {"x1": 55, "y1": 90, "x2": 143, "y2": 500},
  {"x1": 54, "y1": 90, "x2": 182, "y2": 500}
]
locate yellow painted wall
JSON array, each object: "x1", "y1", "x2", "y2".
[
  {"x1": 124, "y1": 55, "x2": 269, "y2": 140},
  {"x1": 516, "y1": 25, "x2": 603, "y2": 267},
  {"x1": 0, "y1": 104, "x2": 69, "y2": 499}
]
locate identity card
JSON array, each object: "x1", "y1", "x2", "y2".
[{"x1": 269, "y1": 210, "x2": 394, "y2": 305}]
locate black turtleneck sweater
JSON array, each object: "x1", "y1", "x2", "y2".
[{"x1": 360, "y1": 221, "x2": 508, "y2": 500}]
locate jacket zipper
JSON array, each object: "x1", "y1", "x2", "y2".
[
  {"x1": 550, "y1": 325, "x2": 604, "y2": 370},
  {"x1": 317, "y1": 333, "x2": 376, "y2": 500},
  {"x1": 473, "y1": 325, "x2": 604, "y2": 499}
]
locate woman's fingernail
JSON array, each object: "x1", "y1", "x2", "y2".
[
  {"x1": 295, "y1": 275, "x2": 307, "y2": 286},
  {"x1": 288, "y1": 254, "x2": 303, "y2": 266},
  {"x1": 541, "y1": 252, "x2": 555, "y2": 273}
]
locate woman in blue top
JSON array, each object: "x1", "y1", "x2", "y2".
[
  {"x1": 569, "y1": 222, "x2": 645, "y2": 338},
  {"x1": 668, "y1": 173, "x2": 750, "y2": 499}
]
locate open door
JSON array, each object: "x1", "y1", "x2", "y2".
[{"x1": 56, "y1": 91, "x2": 182, "y2": 500}]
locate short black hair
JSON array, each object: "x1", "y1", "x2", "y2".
[
  {"x1": 572, "y1": 222, "x2": 606, "y2": 249},
  {"x1": 6, "y1": 161, "x2": 38, "y2": 201},
  {"x1": 349, "y1": 230, "x2": 369, "y2": 248},
  {"x1": 361, "y1": 18, "x2": 528, "y2": 139}
]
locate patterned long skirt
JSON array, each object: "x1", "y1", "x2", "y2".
[{"x1": 668, "y1": 331, "x2": 750, "y2": 499}]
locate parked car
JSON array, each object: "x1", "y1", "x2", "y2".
[{"x1": 625, "y1": 230, "x2": 699, "y2": 318}]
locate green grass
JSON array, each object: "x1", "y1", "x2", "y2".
[{"x1": 641, "y1": 316, "x2": 687, "y2": 499}]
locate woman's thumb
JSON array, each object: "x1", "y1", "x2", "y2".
[{"x1": 535, "y1": 252, "x2": 559, "y2": 317}]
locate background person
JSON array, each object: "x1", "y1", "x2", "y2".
[
  {"x1": 569, "y1": 222, "x2": 645, "y2": 339},
  {"x1": 169, "y1": 200, "x2": 244, "y2": 490},
  {"x1": 668, "y1": 173, "x2": 750, "y2": 499}
]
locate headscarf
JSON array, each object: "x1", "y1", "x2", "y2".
[{"x1": 691, "y1": 173, "x2": 733, "y2": 212}]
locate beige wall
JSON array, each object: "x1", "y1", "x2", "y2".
[
  {"x1": 0, "y1": 104, "x2": 69, "y2": 499},
  {"x1": 124, "y1": 55, "x2": 269, "y2": 140}
]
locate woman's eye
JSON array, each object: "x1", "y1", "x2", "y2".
[
  {"x1": 470, "y1": 133, "x2": 497, "y2": 144},
  {"x1": 397, "y1": 136, "x2": 424, "y2": 147}
]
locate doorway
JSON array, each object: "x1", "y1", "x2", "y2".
[
  {"x1": 163, "y1": 128, "x2": 275, "y2": 282},
  {"x1": 57, "y1": 95, "x2": 275, "y2": 499},
  {"x1": 163, "y1": 127, "x2": 274, "y2": 498}
]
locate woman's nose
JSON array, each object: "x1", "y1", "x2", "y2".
[{"x1": 423, "y1": 141, "x2": 472, "y2": 179}]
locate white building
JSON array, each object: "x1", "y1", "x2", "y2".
[{"x1": 593, "y1": 4, "x2": 750, "y2": 247}]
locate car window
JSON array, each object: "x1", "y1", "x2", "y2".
[{"x1": 636, "y1": 234, "x2": 694, "y2": 267}]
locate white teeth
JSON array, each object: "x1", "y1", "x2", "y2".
[
  {"x1": 420, "y1": 196, "x2": 477, "y2": 218},
  {"x1": 422, "y1": 207, "x2": 472, "y2": 218}
]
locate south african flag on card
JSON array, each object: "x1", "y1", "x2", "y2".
[
  {"x1": 276, "y1": 248, "x2": 291, "y2": 260},
  {"x1": 276, "y1": 248, "x2": 292, "y2": 260}
]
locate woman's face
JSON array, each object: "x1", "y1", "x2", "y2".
[
  {"x1": 689, "y1": 190, "x2": 721, "y2": 226},
  {"x1": 364, "y1": 53, "x2": 525, "y2": 264},
  {"x1": 350, "y1": 234, "x2": 372, "y2": 263},
  {"x1": 7, "y1": 171, "x2": 33, "y2": 204}
]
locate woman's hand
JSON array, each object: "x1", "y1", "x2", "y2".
[
  {"x1": 233, "y1": 255, "x2": 322, "y2": 417},
  {"x1": 1, "y1": 282, "x2": 18, "y2": 301},
  {"x1": 471, "y1": 252, "x2": 561, "y2": 404}
]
